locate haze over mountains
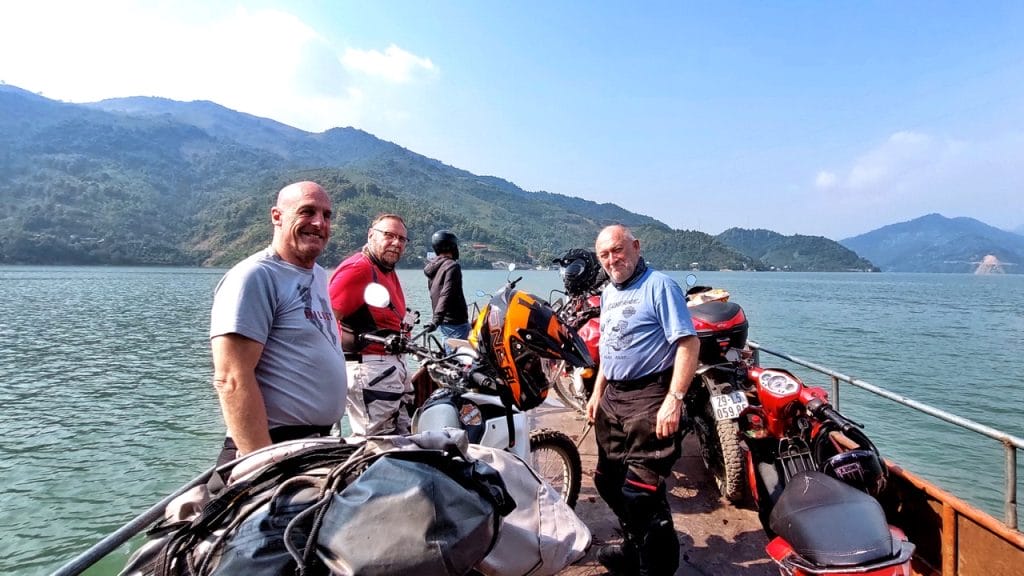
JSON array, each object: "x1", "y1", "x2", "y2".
[{"x1": 1, "y1": 83, "x2": 1020, "y2": 273}]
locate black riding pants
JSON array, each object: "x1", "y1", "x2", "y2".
[{"x1": 594, "y1": 372, "x2": 681, "y2": 576}]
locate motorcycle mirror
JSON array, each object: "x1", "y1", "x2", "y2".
[
  {"x1": 505, "y1": 263, "x2": 523, "y2": 289},
  {"x1": 363, "y1": 282, "x2": 390, "y2": 308},
  {"x1": 548, "y1": 289, "x2": 567, "y2": 305},
  {"x1": 685, "y1": 273, "x2": 697, "y2": 287}
]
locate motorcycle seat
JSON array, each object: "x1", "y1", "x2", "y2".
[{"x1": 769, "y1": 470, "x2": 898, "y2": 567}]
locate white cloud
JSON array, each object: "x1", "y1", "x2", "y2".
[
  {"x1": 814, "y1": 130, "x2": 968, "y2": 194},
  {"x1": 814, "y1": 171, "x2": 837, "y2": 189},
  {"x1": 808, "y1": 130, "x2": 1024, "y2": 235},
  {"x1": 845, "y1": 131, "x2": 934, "y2": 190},
  {"x1": 341, "y1": 44, "x2": 437, "y2": 83},
  {"x1": 0, "y1": 2, "x2": 436, "y2": 133}
]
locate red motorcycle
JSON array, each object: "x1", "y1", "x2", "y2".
[
  {"x1": 546, "y1": 250, "x2": 605, "y2": 414},
  {"x1": 740, "y1": 365, "x2": 915, "y2": 575},
  {"x1": 679, "y1": 280, "x2": 751, "y2": 502},
  {"x1": 548, "y1": 291, "x2": 601, "y2": 412}
]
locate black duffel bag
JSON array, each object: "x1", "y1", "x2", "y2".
[{"x1": 121, "y1": 432, "x2": 513, "y2": 576}]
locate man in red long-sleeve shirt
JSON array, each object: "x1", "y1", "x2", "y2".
[{"x1": 328, "y1": 213, "x2": 412, "y2": 437}]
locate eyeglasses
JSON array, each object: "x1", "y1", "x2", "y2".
[{"x1": 372, "y1": 228, "x2": 409, "y2": 244}]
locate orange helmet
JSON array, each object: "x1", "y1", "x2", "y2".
[{"x1": 470, "y1": 288, "x2": 592, "y2": 410}]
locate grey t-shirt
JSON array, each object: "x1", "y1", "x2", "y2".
[{"x1": 210, "y1": 247, "x2": 348, "y2": 428}]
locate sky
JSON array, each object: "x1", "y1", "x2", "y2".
[{"x1": 1, "y1": 1, "x2": 1022, "y2": 239}]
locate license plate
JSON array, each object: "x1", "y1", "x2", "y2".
[{"x1": 711, "y1": 392, "x2": 748, "y2": 421}]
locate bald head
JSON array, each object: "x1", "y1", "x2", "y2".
[
  {"x1": 596, "y1": 225, "x2": 635, "y2": 246},
  {"x1": 276, "y1": 181, "x2": 326, "y2": 207},
  {"x1": 271, "y1": 181, "x2": 332, "y2": 268},
  {"x1": 595, "y1": 225, "x2": 641, "y2": 284}
]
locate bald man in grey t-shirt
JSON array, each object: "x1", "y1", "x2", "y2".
[{"x1": 210, "y1": 182, "x2": 347, "y2": 464}]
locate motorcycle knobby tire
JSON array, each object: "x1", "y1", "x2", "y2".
[
  {"x1": 528, "y1": 428, "x2": 583, "y2": 508},
  {"x1": 694, "y1": 405, "x2": 746, "y2": 503}
]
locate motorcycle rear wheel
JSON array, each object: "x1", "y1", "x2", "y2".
[
  {"x1": 529, "y1": 428, "x2": 583, "y2": 508},
  {"x1": 694, "y1": 408, "x2": 745, "y2": 503}
]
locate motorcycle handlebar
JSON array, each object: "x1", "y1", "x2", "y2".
[
  {"x1": 805, "y1": 398, "x2": 861, "y2": 434},
  {"x1": 470, "y1": 370, "x2": 496, "y2": 389},
  {"x1": 362, "y1": 332, "x2": 491, "y2": 390},
  {"x1": 553, "y1": 293, "x2": 601, "y2": 329},
  {"x1": 360, "y1": 332, "x2": 431, "y2": 358},
  {"x1": 359, "y1": 332, "x2": 389, "y2": 345}
]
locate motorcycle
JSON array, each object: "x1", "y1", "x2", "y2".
[
  {"x1": 362, "y1": 269, "x2": 593, "y2": 507},
  {"x1": 546, "y1": 251, "x2": 751, "y2": 503},
  {"x1": 740, "y1": 365, "x2": 915, "y2": 574},
  {"x1": 679, "y1": 278, "x2": 751, "y2": 503},
  {"x1": 547, "y1": 291, "x2": 602, "y2": 414}
]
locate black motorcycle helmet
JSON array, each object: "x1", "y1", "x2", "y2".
[
  {"x1": 431, "y1": 230, "x2": 459, "y2": 260},
  {"x1": 553, "y1": 248, "x2": 606, "y2": 296},
  {"x1": 819, "y1": 449, "x2": 887, "y2": 496}
]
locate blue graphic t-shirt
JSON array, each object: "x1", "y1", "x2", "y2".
[{"x1": 599, "y1": 267, "x2": 696, "y2": 381}]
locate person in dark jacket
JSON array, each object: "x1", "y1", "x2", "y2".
[{"x1": 424, "y1": 230, "x2": 470, "y2": 351}]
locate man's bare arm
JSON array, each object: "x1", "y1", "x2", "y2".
[
  {"x1": 586, "y1": 364, "x2": 608, "y2": 423},
  {"x1": 656, "y1": 335, "x2": 700, "y2": 438},
  {"x1": 211, "y1": 334, "x2": 270, "y2": 455}
]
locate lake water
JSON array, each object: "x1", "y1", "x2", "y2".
[{"x1": 1, "y1": 266, "x2": 1022, "y2": 575}]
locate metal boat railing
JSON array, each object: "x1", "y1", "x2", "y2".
[{"x1": 749, "y1": 341, "x2": 1022, "y2": 530}]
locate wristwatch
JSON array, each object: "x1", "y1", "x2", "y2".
[{"x1": 669, "y1": 390, "x2": 685, "y2": 401}]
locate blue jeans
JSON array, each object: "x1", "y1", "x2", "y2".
[{"x1": 436, "y1": 323, "x2": 471, "y2": 353}]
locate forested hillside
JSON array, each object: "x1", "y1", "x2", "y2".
[
  {"x1": 716, "y1": 228, "x2": 878, "y2": 272},
  {"x1": 1, "y1": 84, "x2": 856, "y2": 271}
]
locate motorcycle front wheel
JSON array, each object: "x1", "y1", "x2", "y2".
[
  {"x1": 528, "y1": 428, "x2": 583, "y2": 508},
  {"x1": 694, "y1": 407, "x2": 745, "y2": 503},
  {"x1": 546, "y1": 360, "x2": 588, "y2": 415}
]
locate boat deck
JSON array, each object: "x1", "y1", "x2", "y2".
[
  {"x1": 532, "y1": 403, "x2": 778, "y2": 575},
  {"x1": 53, "y1": 396, "x2": 1021, "y2": 575}
]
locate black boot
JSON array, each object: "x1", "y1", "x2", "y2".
[
  {"x1": 620, "y1": 480, "x2": 679, "y2": 576},
  {"x1": 597, "y1": 525, "x2": 640, "y2": 575},
  {"x1": 597, "y1": 544, "x2": 640, "y2": 575},
  {"x1": 635, "y1": 516, "x2": 679, "y2": 576}
]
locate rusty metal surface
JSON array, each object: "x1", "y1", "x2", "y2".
[{"x1": 957, "y1": 514, "x2": 1021, "y2": 576}]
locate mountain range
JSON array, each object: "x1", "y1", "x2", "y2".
[
  {"x1": 841, "y1": 214, "x2": 1024, "y2": 273},
  {"x1": 0, "y1": 83, "x2": 746, "y2": 270},
  {"x1": 1, "y1": 83, "x2": 1019, "y2": 273}
]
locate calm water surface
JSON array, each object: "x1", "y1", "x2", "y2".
[{"x1": 1, "y1": 266, "x2": 1022, "y2": 575}]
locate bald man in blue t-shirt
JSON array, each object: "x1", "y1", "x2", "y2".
[{"x1": 585, "y1": 224, "x2": 700, "y2": 576}]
